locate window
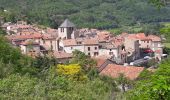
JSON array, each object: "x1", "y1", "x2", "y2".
[
  {"x1": 94, "y1": 52, "x2": 99, "y2": 56},
  {"x1": 88, "y1": 47, "x2": 90, "y2": 51},
  {"x1": 88, "y1": 53, "x2": 91, "y2": 56},
  {"x1": 99, "y1": 45, "x2": 102, "y2": 49},
  {"x1": 61, "y1": 28, "x2": 64, "y2": 32},
  {"x1": 109, "y1": 52, "x2": 113, "y2": 55},
  {"x1": 95, "y1": 47, "x2": 97, "y2": 50},
  {"x1": 122, "y1": 45, "x2": 125, "y2": 50},
  {"x1": 77, "y1": 42, "x2": 82, "y2": 44},
  {"x1": 71, "y1": 47, "x2": 73, "y2": 50},
  {"x1": 147, "y1": 41, "x2": 149, "y2": 43}
]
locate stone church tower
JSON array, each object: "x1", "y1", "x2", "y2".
[{"x1": 58, "y1": 19, "x2": 75, "y2": 39}]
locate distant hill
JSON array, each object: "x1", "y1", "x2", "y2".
[{"x1": 0, "y1": 0, "x2": 170, "y2": 29}]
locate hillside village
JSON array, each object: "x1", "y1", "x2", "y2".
[{"x1": 1, "y1": 19, "x2": 167, "y2": 80}]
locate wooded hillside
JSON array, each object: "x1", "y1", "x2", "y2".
[{"x1": 0, "y1": 0, "x2": 170, "y2": 29}]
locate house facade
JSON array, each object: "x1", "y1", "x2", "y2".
[
  {"x1": 61, "y1": 38, "x2": 99, "y2": 57},
  {"x1": 20, "y1": 40, "x2": 40, "y2": 55}
]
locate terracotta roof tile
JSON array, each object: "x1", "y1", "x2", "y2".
[
  {"x1": 63, "y1": 39, "x2": 77, "y2": 46},
  {"x1": 147, "y1": 35, "x2": 161, "y2": 42},
  {"x1": 93, "y1": 58, "x2": 107, "y2": 68},
  {"x1": 20, "y1": 40, "x2": 39, "y2": 46},
  {"x1": 83, "y1": 38, "x2": 99, "y2": 45},
  {"x1": 127, "y1": 33, "x2": 148, "y2": 40},
  {"x1": 100, "y1": 64, "x2": 144, "y2": 80},
  {"x1": 53, "y1": 51, "x2": 72, "y2": 59},
  {"x1": 63, "y1": 38, "x2": 99, "y2": 46},
  {"x1": 10, "y1": 33, "x2": 42, "y2": 40},
  {"x1": 42, "y1": 34, "x2": 56, "y2": 40}
]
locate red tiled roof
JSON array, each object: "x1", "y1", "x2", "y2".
[
  {"x1": 100, "y1": 64, "x2": 144, "y2": 80},
  {"x1": 115, "y1": 32, "x2": 128, "y2": 39},
  {"x1": 83, "y1": 38, "x2": 99, "y2": 45},
  {"x1": 10, "y1": 33, "x2": 42, "y2": 40},
  {"x1": 147, "y1": 35, "x2": 161, "y2": 42},
  {"x1": 127, "y1": 33, "x2": 161, "y2": 42},
  {"x1": 112, "y1": 38, "x2": 124, "y2": 47},
  {"x1": 93, "y1": 58, "x2": 107, "y2": 68},
  {"x1": 42, "y1": 34, "x2": 56, "y2": 40},
  {"x1": 63, "y1": 38, "x2": 99, "y2": 46},
  {"x1": 63, "y1": 39, "x2": 77, "y2": 46},
  {"x1": 20, "y1": 40, "x2": 39, "y2": 46},
  {"x1": 127, "y1": 33, "x2": 149, "y2": 40},
  {"x1": 97, "y1": 31, "x2": 112, "y2": 42},
  {"x1": 53, "y1": 51, "x2": 72, "y2": 59}
]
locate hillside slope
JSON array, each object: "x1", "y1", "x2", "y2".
[{"x1": 0, "y1": 0, "x2": 170, "y2": 29}]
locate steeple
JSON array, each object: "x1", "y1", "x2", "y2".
[
  {"x1": 59, "y1": 19, "x2": 75, "y2": 28},
  {"x1": 58, "y1": 19, "x2": 75, "y2": 39}
]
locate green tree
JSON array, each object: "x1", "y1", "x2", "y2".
[
  {"x1": 0, "y1": 36, "x2": 21, "y2": 65},
  {"x1": 126, "y1": 58, "x2": 170, "y2": 100},
  {"x1": 32, "y1": 56, "x2": 57, "y2": 70},
  {"x1": 150, "y1": 0, "x2": 167, "y2": 7},
  {"x1": 0, "y1": 28, "x2": 6, "y2": 35},
  {"x1": 116, "y1": 73, "x2": 132, "y2": 92},
  {"x1": 71, "y1": 50, "x2": 96, "y2": 72}
]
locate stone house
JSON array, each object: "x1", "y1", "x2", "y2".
[
  {"x1": 124, "y1": 36, "x2": 140, "y2": 62},
  {"x1": 61, "y1": 38, "x2": 99, "y2": 57},
  {"x1": 128, "y1": 33, "x2": 152, "y2": 49},
  {"x1": 20, "y1": 40, "x2": 40, "y2": 55},
  {"x1": 40, "y1": 34, "x2": 59, "y2": 51},
  {"x1": 124, "y1": 33, "x2": 163, "y2": 60},
  {"x1": 99, "y1": 42, "x2": 119, "y2": 59},
  {"x1": 148, "y1": 35, "x2": 163, "y2": 60}
]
